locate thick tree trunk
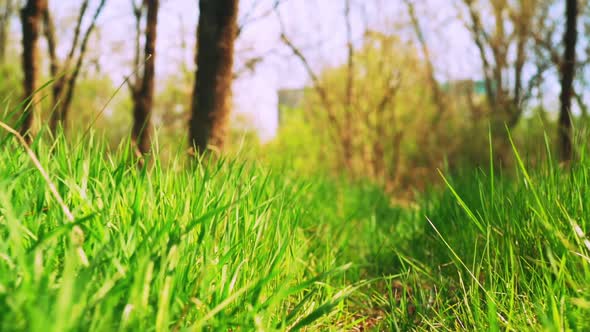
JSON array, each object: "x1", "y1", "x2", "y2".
[
  {"x1": 20, "y1": 0, "x2": 46, "y2": 142},
  {"x1": 189, "y1": 0, "x2": 239, "y2": 154},
  {"x1": 558, "y1": 0, "x2": 577, "y2": 162},
  {"x1": 132, "y1": 0, "x2": 159, "y2": 155}
]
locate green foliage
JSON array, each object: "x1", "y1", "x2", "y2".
[
  {"x1": 301, "y1": 32, "x2": 436, "y2": 189},
  {"x1": 262, "y1": 106, "x2": 326, "y2": 176},
  {"x1": 394, "y1": 144, "x2": 590, "y2": 330},
  {"x1": 273, "y1": 30, "x2": 578, "y2": 197}
]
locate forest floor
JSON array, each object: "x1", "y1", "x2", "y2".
[{"x1": 1, "y1": 133, "x2": 589, "y2": 331}]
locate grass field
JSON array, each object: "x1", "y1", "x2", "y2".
[{"x1": 1, "y1": 130, "x2": 590, "y2": 331}]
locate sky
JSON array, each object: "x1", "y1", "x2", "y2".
[{"x1": 14, "y1": 0, "x2": 504, "y2": 140}]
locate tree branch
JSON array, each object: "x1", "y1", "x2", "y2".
[
  {"x1": 65, "y1": 0, "x2": 89, "y2": 68},
  {"x1": 462, "y1": 0, "x2": 496, "y2": 108},
  {"x1": 131, "y1": 0, "x2": 143, "y2": 88},
  {"x1": 60, "y1": 0, "x2": 108, "y2": 126},
  {"x1": 237, "y1": 0, "x2": 288, "y2": 37},
  {"x1": 404, "y1": 0, "x2": 445, "y2": 122}
]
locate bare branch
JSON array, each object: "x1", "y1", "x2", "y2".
[
  {"x1": 404, "y1": 0, "x2": 445, "y2": 122},
  {"x1": 237, "y1": 0, "x2": 289, "y2": 37},
  {"x1": 237, "y1": 0, "x2": 262, "y2": 36},
  {"x1": 232, "y1": 56, "x2": 263, "y2": 79},
  {"x1": 462, "y1": 0, "x2": 496, "y2": 108},
  {"x1": 65, "y1": 0, "x2": 89, "y2": 68},
  {"x1": 344, "y1": 0, "x2": 353, "y2": 109},
  {"x1": 131, "y1": 0, "x2": 144, "y2": 87},
  {"x1": 276, "y1": 15, "x2": 325, "y2": 106},
  {"x1": 42, "y1": 7, "x2": 58, "y2": 78},
  {"x1": 59, "y1": 0, "x2": 108, "y2": 127},
  {"x1": 376, "y1": 72, "x2": 402, "y2": 116}
]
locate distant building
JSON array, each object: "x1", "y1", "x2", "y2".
[
  {"x1": 440, "y1": 79, "x2": 492, "y2": 117},
  {"x1": 441, "y1": 79, "x2": 490, "y2": 97}
]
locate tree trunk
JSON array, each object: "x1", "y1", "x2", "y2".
[
  {"x1": 0, "y1": 0, "x2": 13, "y2": 63},
  {"x1": 189, "y1": 0, "x2": 239, "y2": 154},
  {"x1": 20, "y1": 0, "x2": 46, "y2": 142},
  {"x1": 132, "y1": 0, "x2": 159, "y2": 155},
  {"x1": 342, "y1": 0, "x2": 354, "y2": 171},
  {"x1": 558, "y1": 0, "x2": 577, "y2": 162}
]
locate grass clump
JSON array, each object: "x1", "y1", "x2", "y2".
[
  {"x1": 374, "y1": 142, "x2": 590, "y2": 330},
  {"x1": 0, "y1": 134, "x2": 360, "y2": 331}
]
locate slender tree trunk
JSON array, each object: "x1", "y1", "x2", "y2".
[
  {"x1": 42, "y1": 0, "x2": 105, "y2": 135},
  {"x1": 131, "y1": 0, "x2": 158, "y2": 155},
  {"x1": 404, "y1": 0, "x2": 445, "y2": 123},
  {"x1": 342, "y1": 0, "x2": 354, "y2": 171},
  {"x1": 20, "y1": 0, "x2": 46, "y2": 142},
  {"x1": 559, "y1": 0, "x2": 577, "y2": 162},
  {"x1": 0, "y1": 0, "x2": 13, "y2": 63},
  {"x1": 189, "y1": 0, "x2": 239, "y2": 154},
  {"x1": 42, "y1": 7, "x2": 65, "y2": 134},
  {"x1": 464, "y1": 1, "x2": 496, "y2": 113},
  {"x1": 58, "y1": 0, "x2": 106, "y2": 132}
]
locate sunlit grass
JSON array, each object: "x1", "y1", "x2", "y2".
[
  {"x1": 1, "y1": 123, "x2": 589, "y2": 331},
  {"x1": 0, "y1": 130, "x2": 365, "y2": 331},
  {"x1": 378, "y1": 134, "x2": 590, "y2": 331}
]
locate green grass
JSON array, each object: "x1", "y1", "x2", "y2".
[{"x1": 1, "y1": 128, "x2": 590, "y2": 331}]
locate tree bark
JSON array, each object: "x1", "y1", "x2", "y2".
[
  {"x1": 558, "y1": 0, "x2": 577, "y2": 162},
  {"x1": 189, "y1": 0, "x2": 239, "y2": 154},
  {"x1": 0, "y1": 0, "x2": 13, "y2": 63},
  {"x1": 20, "y1": 0, "x2": 46, "y2": 142},
  {"x1": 131, "y1": 0, "x2": 159, "y2": 155}
]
